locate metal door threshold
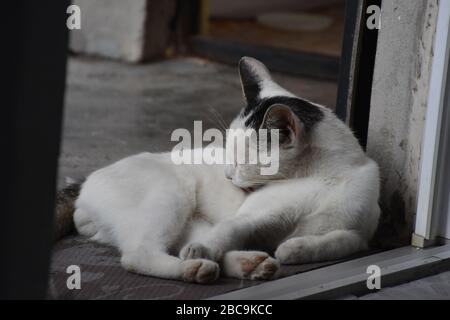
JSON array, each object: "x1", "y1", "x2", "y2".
[{"x1": 209, "y1": 244, "x2": 450, "y2": 300}]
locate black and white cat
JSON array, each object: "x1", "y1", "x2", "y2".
[{"x1": 68, "y1": 57, "x2": 380, "y2": 284}]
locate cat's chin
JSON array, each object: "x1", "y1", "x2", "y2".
[
  {"x1": 235, "y1": 184, "x2": 265, "y2": 193},
  {"x1": 240, "y1": 187, "x2": 255, "y2": 193},
  {"x1": 230, "y1": 181, "x2": 256, "y2": 193}
]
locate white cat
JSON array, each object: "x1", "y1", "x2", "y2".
[{"x1": 68, "y1": 57, "x2": 380, "y2": 284}]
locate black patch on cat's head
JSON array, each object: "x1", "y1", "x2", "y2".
[
  {"x1": 237, "y1": 57, "x2": 324, "y2": 132},
  {"x1": 244, "y1": 96, "x2": 324, "y2": 132}
]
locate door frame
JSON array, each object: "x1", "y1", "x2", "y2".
[
  {"x1": 335, "y1": 0, "x2": 381, "y2": 149},
  {"x1": 0, "y1": 2, "x2": 69, "y2": 299},
  {"x1": 413, "y1": 0, "x2": 450, "y2": 247}
]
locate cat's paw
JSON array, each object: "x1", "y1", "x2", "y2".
[
  {"x1": 275, "y1": 237, "x2": 313, "y2": 264},
  {"x1": 243, "y1": 254, "x2": 280, "y2": 280},
  {"x1": 181, "y1": 259, "x2": 220, "y2": 284},
  {"x1": 180, "y1": 243, "x2": 215, "y2": 260},
  {"x1": 224, "y1": 251, "x2": 280, "y2": 280},
  {"x1": 180, "y1": 243, "x2": 209, "y2": 260}
]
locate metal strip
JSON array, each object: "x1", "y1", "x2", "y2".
[{"x1": 209, "y1": 244, "x2": 450, "y2": 300}]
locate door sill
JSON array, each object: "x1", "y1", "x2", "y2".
[{"x1": 209, "y1": 243, "x2": 450, "y2": 300}]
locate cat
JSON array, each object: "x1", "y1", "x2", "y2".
[{"x1": 57, "y1": 57, "x2": 380, "y2": 284}]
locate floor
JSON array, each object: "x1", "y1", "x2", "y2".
[{"x1": 50, "y1": 235, "x2": 352, "y2": 299}]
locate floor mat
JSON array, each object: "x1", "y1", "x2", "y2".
[{"x1": 48, "y1": 235, "x2": 348, "y2": 300}]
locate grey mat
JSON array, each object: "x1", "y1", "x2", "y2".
[{"x1": 48, "y1": 235, "x2": 348, "y2": 300}]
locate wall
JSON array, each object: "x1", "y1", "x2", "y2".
[
  {"x1": 367, "y1": 0, "x2": 438, "y2": 247},
  {"x1": 69, "y1": 0, "x2": 175, "y2": 62}
]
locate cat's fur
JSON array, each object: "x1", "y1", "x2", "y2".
[{"x1": 72, "y1": 57, "x2": 380, "y2": 283}]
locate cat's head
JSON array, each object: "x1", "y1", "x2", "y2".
[{"x1": 225, "y1": 57, "x2": 325, "y2": 190}]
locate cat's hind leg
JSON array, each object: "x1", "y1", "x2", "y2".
[
  {"x1": 275, "y1": 230, "x2": 366, "y2": 264},
  {"x1": 121, "y1": 250, "x2": 219, "y2": 284},
  {"x1": 117, "y1": 199, "x2": 220, "y2": 283},
  {"x1": 74, "y1": 208, "x2": 97, "y2": 238},
  {"x1": 221, "y1": 251, "x2": 279, "y2": 280}
]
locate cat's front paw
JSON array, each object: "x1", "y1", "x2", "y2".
[
  {"x1": 180, "y1": 243, "x2": 218, "y2": 261},
  {"x1": 181, "y1": 259, "x2": 220, "y2": 284},
  {"x1": 235, "y1": 252, "x2": 280, "y2": 280}
]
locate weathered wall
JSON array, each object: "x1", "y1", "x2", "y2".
[
  {"x1": 367, "y1": 0, "x2": 438, "y2": 247},
  {"x1": 70, "y1": 0, "x2": 175, "y2": 62}
]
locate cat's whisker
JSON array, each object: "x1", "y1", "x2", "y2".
[
  {"x1": 209, "y1": 107, "x2": 228, "y2": 128},
  {"x1": 207, "y1": 115, "x2": 227, "y2": 135},
  {"x1": 208, "y1": 107, "x2": 229, "y2": 132},
  {"x1": 204, "y1": 111, "x2": 227, "y2": 136}
]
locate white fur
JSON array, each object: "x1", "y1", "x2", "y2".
[{"x1": 74, "y1": 58, "x2": 380, "y2": 283}]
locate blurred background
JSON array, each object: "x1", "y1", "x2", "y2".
[{"x1": 60, "y1": 0, "x2": 345, "y2": 188}]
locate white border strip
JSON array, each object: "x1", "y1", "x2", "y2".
[{"x1": 415, "y1": 0, "x2": 450, "y2": 239}]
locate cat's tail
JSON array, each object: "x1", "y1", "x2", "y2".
[{"x1": 53, "y1": 178, "x2": 83, "y2": 241}]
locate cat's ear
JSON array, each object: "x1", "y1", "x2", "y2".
[
  {"x1": 238, "y1": 57, "x2": 272, "y2": 105},
  {"x1": 260, "y1": 104, "x2": 302, "y2": 147}
]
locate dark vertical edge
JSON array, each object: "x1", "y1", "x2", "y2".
[
  {"x1": 351, "y1": 0, "x2": 381, "y2": 149},
  {"x1": 0, "y1": 2, "x2": 69, "y2": 299},
  {"x1": 335, "y1": 0, "x2": 361, "y2": 122},
  {"x1": 170, "y1": 0, "x2": 198, "y2": 54},
  {"x1": 336, "y1": 0, "x2": 381, "y2": 149},
  {"x1": 189, "y1": 0, "x2": 201, "y2": 34}
]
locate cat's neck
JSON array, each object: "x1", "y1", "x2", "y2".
[{"x1": 292, "y1": 111, "x2": 367, "y2": 179}]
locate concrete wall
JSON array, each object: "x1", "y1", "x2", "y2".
[
  {"x1": 70, "y1": 0, "x2": 175, "y2": 62},
  {"x1": 367, "y1": 0, "x2": 438, "y2": 247}
]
